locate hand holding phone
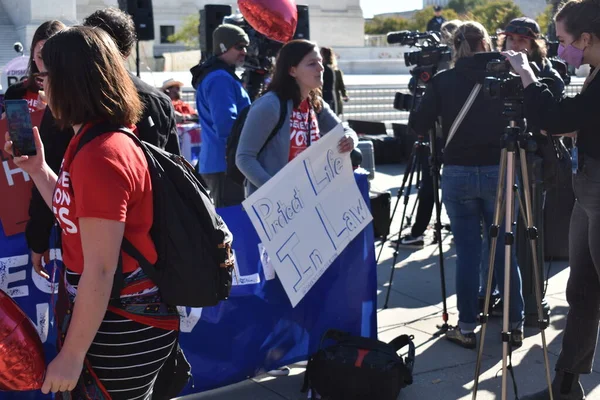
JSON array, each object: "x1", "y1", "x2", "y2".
[{"x1": 5, "y1": 99, "x2": 37, "y2": 156}]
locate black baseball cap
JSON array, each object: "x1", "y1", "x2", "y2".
[
  {"x1": 501, "y1": 17, "x2": 541, "y2": 39},
  {"x1": 434, "y1": 5, "x2": 442, "y2": 11}
]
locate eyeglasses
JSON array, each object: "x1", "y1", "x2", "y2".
[
  {"x1": 34, "y1": 71, "x2": 49, "y2": 78},
  {"x1": 504, "y1": 25, "x2": 539, "y2": 38},
  {"x1": 234, "y1": 44, "x2": 248, "y2": 51}
]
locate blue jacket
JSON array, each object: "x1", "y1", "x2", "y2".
[{"x1": 193, "y1": 57, "x2": 251, "y2": 174}]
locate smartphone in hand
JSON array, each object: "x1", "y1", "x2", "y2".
[{"x1": 5, "y1": 99, "x2": 36, "y2": 156}]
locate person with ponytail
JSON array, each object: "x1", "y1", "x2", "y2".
[
  {"x1": 504, "y1": 0, "x2": 600, "y2": 398},
  {"x1": 411, "y1": 21, "x2": 525, "y2": 349}
]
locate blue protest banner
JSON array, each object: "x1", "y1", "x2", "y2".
[{"x1": 0, "y1": 172, "x2": 376, "y2": 398}]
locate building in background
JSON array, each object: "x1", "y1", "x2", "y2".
[
  {"x1": 423, "y1": 0, "x2": 448, "y2": 7},
  {"x1": 0, "y1": 0, "x2": 364, "y2": 70}
]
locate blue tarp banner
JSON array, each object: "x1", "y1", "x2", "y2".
[{"x1": 0, "y1": 173, "x2": 377, "y2": 398}]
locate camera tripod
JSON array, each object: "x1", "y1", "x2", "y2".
[
  {"x1": 472, "y1": 119, "x2": 553, "y2": 400},
  {"x1": 378, "y1": 128, "x2": 451, "y2": 335}
]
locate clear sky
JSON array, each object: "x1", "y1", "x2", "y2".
[{"x1": 360, "y1": 0, "x2": 423, "y2": 18}]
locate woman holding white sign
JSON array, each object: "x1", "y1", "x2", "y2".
[{"x1": 236, "y1": 39, "x2": 357, "y2": 196}]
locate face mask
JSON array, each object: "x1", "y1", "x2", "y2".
[{"x1": 558, "y1": 43, "x2": 585, "y2": 68}]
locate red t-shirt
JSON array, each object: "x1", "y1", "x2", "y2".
[
  {"x1": 53, "y1": 123, "x2": 156, "y2": 275},
  {"x1": 22, "y1": 89, "x2": 43, "y2": 113},
  {"x1": 289, "y1": 99, "x2": 320, "y2": 161}
]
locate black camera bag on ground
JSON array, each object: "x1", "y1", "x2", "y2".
[{"x1": 301, "y1": 329, "x2": 415, "y2": 400}]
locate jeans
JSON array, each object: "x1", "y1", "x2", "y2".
[
  {"x1": 556, "y1": 155, "x2": 600, "y2": 374},
  {"x1": 442, "y1": 165, "x2": 524, "y2": 332}
]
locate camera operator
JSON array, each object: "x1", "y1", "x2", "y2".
[
  {"x1": 499, "y1": 18, "x2": 565, "y2": 97},
  {"x1": 504, "y1": 0, "x2": 600, "y2": 398},
  {"x1": 479, "y1": 17, "x2": 568, "y2": 312},
  {"x1": 412, "y1": 21, "x2": 525, "y2": 349}
]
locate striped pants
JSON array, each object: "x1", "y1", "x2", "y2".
[{"x1": 79, "y1": 311, "x2": 177, "y2": 400}]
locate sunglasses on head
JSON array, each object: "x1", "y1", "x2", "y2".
[{"x1": 504, "y1": 25, "x2": 538, "y2": 38}]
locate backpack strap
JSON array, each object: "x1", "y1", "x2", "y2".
[
  {"x1": 445, "y1": 83, "x2": 481, "y2": 149},
  {"x1": 388, "y1": 334, "x2": 416, "y2": 384},
  {"x1": 72, "y1": 122, "x2": 147, "y2": 302},
  {"x1": 258, "y1": 95, "x2": 287, "y2": 154}
]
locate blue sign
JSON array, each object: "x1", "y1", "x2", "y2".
[{"x1": 0, "y1": 173, "x2": 377, "y2": 398}]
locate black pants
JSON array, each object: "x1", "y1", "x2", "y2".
[
  {"x1": 556, "y1": 155, "x2": 600, "y2": 374},
  {"x1": 411, "y1": 147, "x2": 434, "y2": 237},
  {"x1": 201, "y1": 172, "x2": 245, "y2": 208}
]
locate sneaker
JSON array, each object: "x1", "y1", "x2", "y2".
[
  {"x1": 446, "y1": 327, "x2": 477, "y2": 349},
  {"x1": 510, "y1": 329, "x2": 523, "y2": 349},
  {"x1": 267, "y1": 366, "x2": 291, "y2": 377},
  {"x1": 394, "y1": 234, "x2": 425, "y2": 248}
]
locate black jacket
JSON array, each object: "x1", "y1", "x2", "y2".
[
  {"x1": 427, "y1": 16, "x2": 446, "y2": 33},
  {"x1": 130, "y1": 73, "x2": 181, "y2": 155},
  {"x1": 524, "y1": 69, "x2": 600, "y2": 159},
  {"x1": 412, "y1": 53, "x2": 505, "y2": 166},
  {"x1": 25, "y1": 74, "x2": 181, "y2": 254}
]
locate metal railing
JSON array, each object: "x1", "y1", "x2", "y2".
[{"x1": 181, "y1": 82, "x2": 584, "y2": 129}]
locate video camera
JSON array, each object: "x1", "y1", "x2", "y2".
[
  {"x1": 223, "y1": 13, "x2": 283, "y2": 100},
  {"x1": 483, "y1": 58, "x2": 525, "y2": 100},
  {"x1": 389, "y1": 31, "x2": 451, "y2": 112},
  {"x1": 387, "y1": 30, "x2": 451, "y2": 71}
]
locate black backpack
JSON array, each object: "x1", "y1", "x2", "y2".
[
  {"x1": 301, "y1": 329, "x2": 415, "y2": 400},
  {"x1": 226, "y1": 95, "x2": 287, "y2": 186},
  {"x1": 73, "y1": 123, "x2": 234, "y2": 307}
]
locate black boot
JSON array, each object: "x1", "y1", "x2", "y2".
[{"x1": 521, "y1": 371, "x2": 585, "y2": 400}]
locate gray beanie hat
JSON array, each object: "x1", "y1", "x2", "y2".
[{"x1": 213, "y1": 24, "x2": 250, "y2": 55}]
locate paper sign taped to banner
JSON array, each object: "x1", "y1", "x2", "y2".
[{"x1": 243, "y1": 124, "x2": 373, "y2": 307}]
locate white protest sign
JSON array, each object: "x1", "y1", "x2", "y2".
[{"x1": 243, "y1": 124, "x2": 373, "y2": 307}]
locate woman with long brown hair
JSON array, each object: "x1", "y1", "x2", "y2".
[
  {"x1": 5, "y1": 26, "x2": 179, "y2": 399},
  {"x1": 236, "y1": 39, "x2": 356, "y2": 197}
]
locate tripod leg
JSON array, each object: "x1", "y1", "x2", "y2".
[
  {"x1": 517, "y1": 147, "x2": 554, "y2": 400},
  {"x1": 383, "y1": 145, "x2": 420, "y2": 309},
  {"x1": 499, "y1": 151, "x2": 518, "y2": 400},
  {"x1": 472, "y1": 149, "x2": 508, "y2": 400},
  {"x1": 376, "y1": 144, "x2": 419, "y2": 264},
  {"x1": 431, "y1": 158, "x2": 450, "y2": 336},
  {"x1": 407, "y1": 157, "x2": 422, "y2": 227}
]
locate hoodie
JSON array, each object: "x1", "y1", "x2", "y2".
[
  {"x1": 412, "y1": 52, "x2": 506, "y2": 166},
  {"x1": 191, "y1": 56, "x2": 251, "y2": 174}
]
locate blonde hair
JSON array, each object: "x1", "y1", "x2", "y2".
[
  {"x1": 441, "y1": 19, "x2": 463, "y2": 45},
  {"x1": 453, "y1": 21, "x2": 491, "y2": 62}
]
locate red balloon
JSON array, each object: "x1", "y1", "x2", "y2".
[
  {"x1": 238, "y1": 0, "x2": 298, "y2": 43},
  {"x1": 0, "y1": 290, "x2": 45, "y2": 391}
]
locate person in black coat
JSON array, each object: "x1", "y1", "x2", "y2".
[
  {"x1": 412, "y1": 21, "x2": 525, "y2": 350},
  {"x1": 427, "y1": 6, "x2": 446, "y2": 33},
  {"x1": 504, "y1": 1, "x2": 600, "y2": 398}
]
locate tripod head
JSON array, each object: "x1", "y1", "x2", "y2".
[{"x1": 502, "y1": 120, "x2": 537, "y2": 154}]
